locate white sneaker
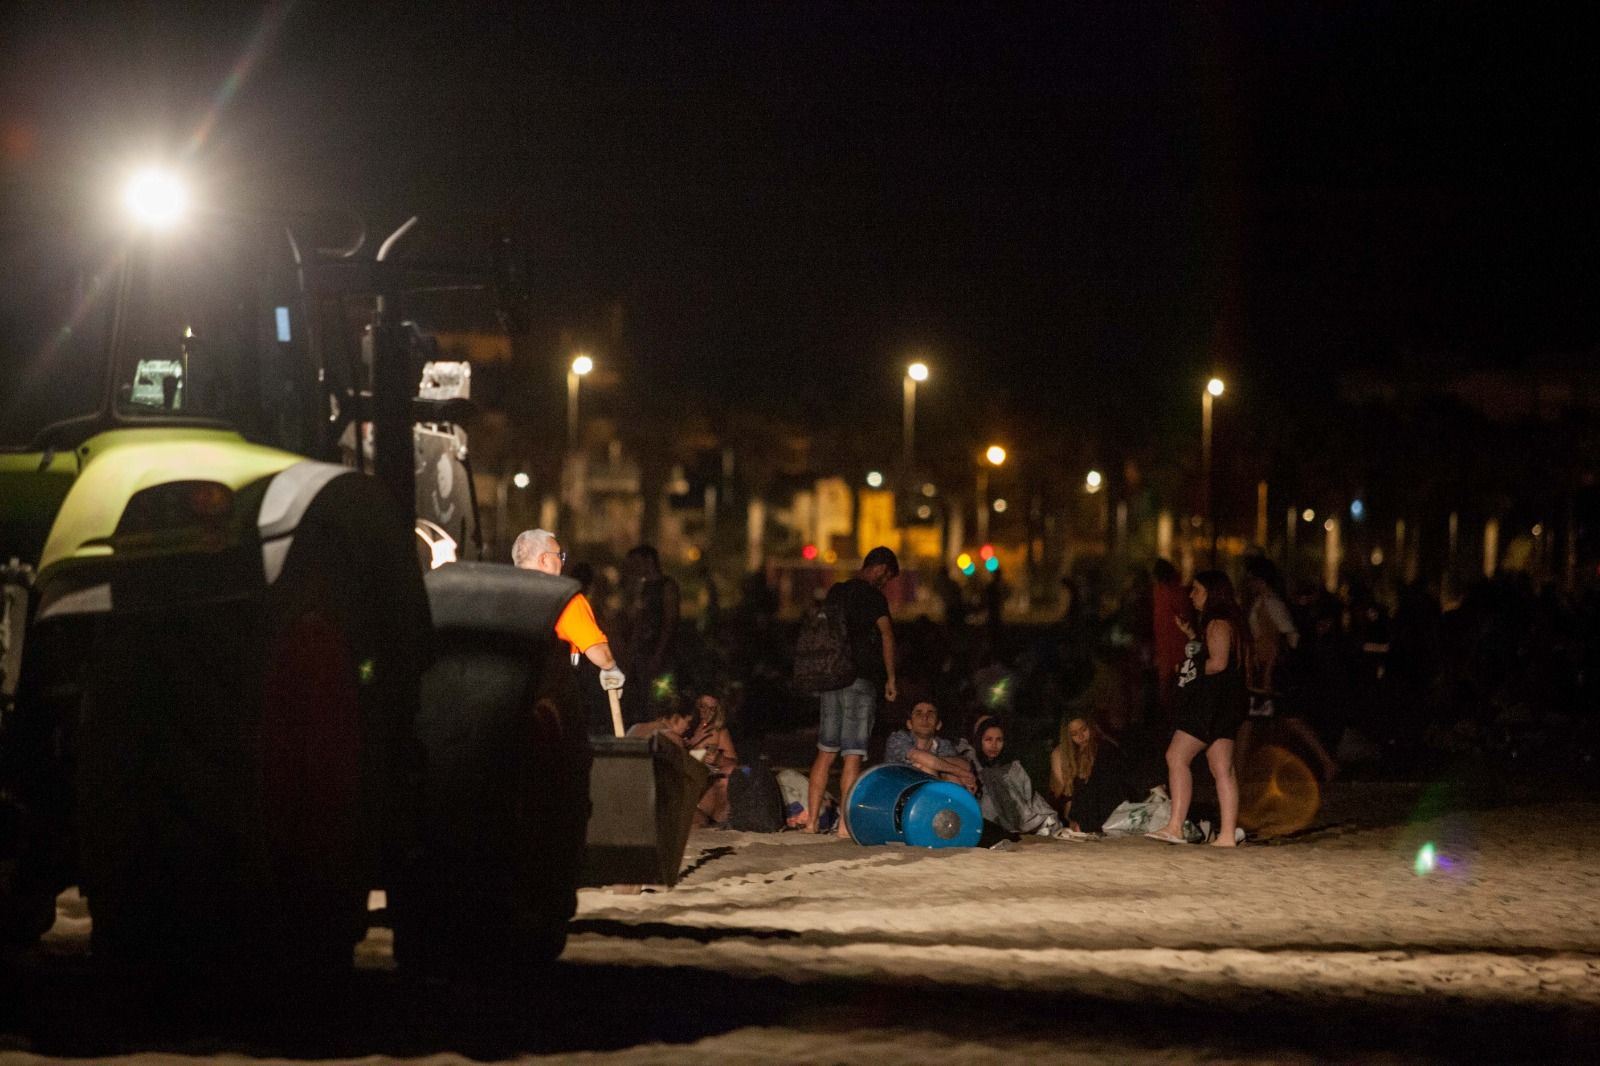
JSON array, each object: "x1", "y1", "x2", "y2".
[{"x1": 1036, "y1": 817, "x2": 1062, "y2": 837}]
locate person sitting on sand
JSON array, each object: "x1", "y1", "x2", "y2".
[
  {"x1": 962, "y1": 715, "x2": 1060, "y2": 835},
  {"x1": 626, "y1": 696, "x2": 695, "y2": 745},
  {"x1": 1048, "y1": 715, "x2": 1146, "y2": 834},
  {"x1": 685, "y1": 689, "x2": 737, "y2": 770},
  {"x1": 685, "y1": 690, "x2": 737, "y2": 826},
  {"x1": 628, "y1": 696, "x2": 728, "y2": 827},
  {"x1": 884, "y1": 699, "x2": 978, "y2": 793}
]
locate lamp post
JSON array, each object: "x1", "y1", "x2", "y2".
[
  {"x1": 902, "y1": 361, "x2": 929, "y2": 477},
  {"x1": 1202, "y1": 377, "x2": 1224, "y2": 564},
  {"x1": 977, "y1": 444, "x2": 1006, "y2": 543},
  {"x1": 567, "y1": 353, "x2": 593, "y2": 449}
]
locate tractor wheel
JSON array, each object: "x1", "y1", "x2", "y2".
[
  {"x1": 74, "y1": 474, "x2": 427, "y2": 968},
  {"x1": 394, "y1": 637, "x2": 590, "y2": 979},
  {"x1": 0, "y1": 622, "x2": 87, "y2": 947},
  {"x1": 0, "y1": 797, "x2": 59, "y2": 945}
]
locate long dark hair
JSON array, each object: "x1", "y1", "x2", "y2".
[
  {"x1": 1192, "y1": 569, "x2": 1251, "y2": 666},
  {"x1": 970, "y1": 714, "x2": 1005, "y2": 767}
]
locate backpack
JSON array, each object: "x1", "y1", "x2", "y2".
[
  {"x1": 727, "y1": 758, "x2": 786, "y2": 832},
  {"x1": 793, "y1": 600, "x2": 854, "y2": 693}
]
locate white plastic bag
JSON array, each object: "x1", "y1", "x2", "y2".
[{"x1": 1100, "y1": 787, "x2": 1172, "y2": 837}]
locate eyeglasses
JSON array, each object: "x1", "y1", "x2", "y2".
[{"x1": 542, "y1": 550, "x2": 567, "y2": 564}]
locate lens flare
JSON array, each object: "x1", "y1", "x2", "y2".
[
  {"x1": 1413, "y1": 841, "x2": 1437, "y2": 877},
  {"x1": 123, "y1": 168, "x2": 188, "y2": 228}
]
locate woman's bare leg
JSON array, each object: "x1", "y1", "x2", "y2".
[
  {"x1": 1157, "y1": 731, "x2": 1207, "y2": 837},
  {"x1": 697, "y1": 777, "x2": 729, "y2": 826},
  {"x1": 1207, "y1": 738, "x2": 1239, "y2": 846}
]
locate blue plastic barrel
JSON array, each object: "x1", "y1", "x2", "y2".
[{"x1": 844, "y1": 763, "x2": 983, "y2": 848}]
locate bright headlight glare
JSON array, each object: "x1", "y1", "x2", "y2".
[{"x1": 124, "y1": 168, "x2": 188, "y2": 228}]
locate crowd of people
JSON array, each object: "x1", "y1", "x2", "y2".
[{"x1": 524, "y1": 525, "x2": 1600, "y2": 842}]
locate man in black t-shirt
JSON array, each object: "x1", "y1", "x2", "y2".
[{"x1": 806, "y1": 545, "x2": 900, "y2": 835}]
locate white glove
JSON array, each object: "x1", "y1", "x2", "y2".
[{"x1": 600, "y1": 666, "x2": 626, "y2": 691}]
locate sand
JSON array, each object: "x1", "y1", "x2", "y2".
[
  {"x1": 565, "y1": 789, "x2": 1600, "y2": 1010},
  {"x1": 7, "y1": 783, "x2": 1599, "y2": 1063}
]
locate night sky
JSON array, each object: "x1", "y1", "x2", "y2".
[{"x1": 5, "y1": 1, "x2": 1598, "y2": 427}]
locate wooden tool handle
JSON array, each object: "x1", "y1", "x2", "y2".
[{"x1": 608, "y1": 688, "x2": 625, "y2": 738}]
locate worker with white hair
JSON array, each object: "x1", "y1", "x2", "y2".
[{"x1": 513, "y1": 528, "x2": 624, "y2": 695}]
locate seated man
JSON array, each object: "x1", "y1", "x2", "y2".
[
  {"x1": 884, "y1": 699, "x2": 978, "y2": 793},
  {"x1": 626, "y1": 696, "x2": 695, "y2": 746}
]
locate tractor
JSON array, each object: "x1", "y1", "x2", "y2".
[{"x1": 0, "y1": 166, "x2": 600, "y2": 973}]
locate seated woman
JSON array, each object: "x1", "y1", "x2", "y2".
[
  {"x1": 962, "y1": 715, "x2": 1061, "y2": 836},
  {"x1": 1048, "y1": 715, "x2": 1145, "y2": 833},
  {"x1": 685, "y1": 689, "x2": 738, "y2": 826},
  {"x1": 685, "y1": 690, "x2": 737, "y2": 769}
]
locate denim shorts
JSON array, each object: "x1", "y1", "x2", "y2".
[{"x1": 817, "y1": 677, "x2": 876, "y2": 757}]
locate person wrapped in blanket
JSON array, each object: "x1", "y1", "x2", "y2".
[
  {"x1": 1048, "y1": 715, "x2": 1146, "y2": 833},
  {"x1": 958, "y1": 714, "x2": 1062, "y2": 837}
]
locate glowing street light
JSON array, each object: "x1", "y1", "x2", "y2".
[
  {"x1": 567, "y1": 353, "x2": 593, "y2": 447},
  {"x1": 512, "y1": 471, "x2": 531, "y2": 490},
  {"x1": 865, "y1": 470, "x2": 884, "y2": 488},
  {"x1": 1202, "y1": 375, "x2": 1226, "y2": 564},
  {"x1": 1085, "y1": 470, "x2": 1103, "y2": 493},
  {"x1": 977, "y1": 444, "x2": 1007, "y2": 542},
  {"x1": 903, "y1": 361, "x2": 930, "y2": 476},
  {"x1": 123, "y1": 167, "x2": 187, "y2": 229}
]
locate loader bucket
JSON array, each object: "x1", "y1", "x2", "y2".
[{"x1": 581, "y1": 735, "x2": 708, "y2": 888}]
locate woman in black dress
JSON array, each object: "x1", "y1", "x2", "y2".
[{"x1": 1147, "y1": 570, "x2": 1250, "y2": 847}]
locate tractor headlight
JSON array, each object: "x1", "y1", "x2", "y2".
[
  {"x1": 117, "y1": 481, "x2": 234, "y2": 538},
  {"x1": 123, "y1": 167, "x2": 188, "y2": 229}
]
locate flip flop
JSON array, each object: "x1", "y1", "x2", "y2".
[{"x1": 1144, "y1": 829, "x2": 1188, "y2": 844}]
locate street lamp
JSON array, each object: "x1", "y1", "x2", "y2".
[
  {"x1": 567, "y1": 353, "x2": 593, "y2": 449},
  {"x1": 1202, "y1": 376, "x2": 1225, "y2": 564},
  {"x1": 977, "y1": 443, "x2": 1006, "y2": 542},
  {"x1": 903, "y1": 361, "x2": 929, "y2": 476}
]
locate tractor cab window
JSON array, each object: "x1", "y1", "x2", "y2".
[{"x1": 112, "y1": 242, "x2": 255, "y2": 427}]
